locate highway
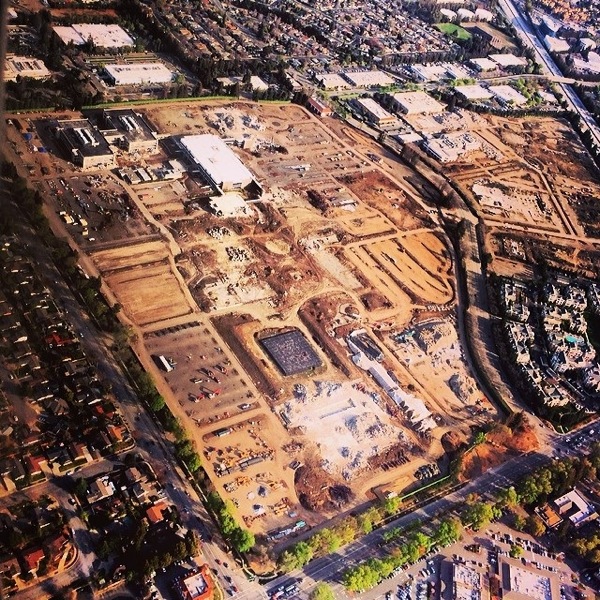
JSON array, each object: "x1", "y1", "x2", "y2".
[{"x1": 497, "y1": 0, "x2": 600, "y2": 148}]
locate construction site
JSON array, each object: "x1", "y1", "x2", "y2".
[{"x1": 10, "y1": 99, "x2": 593, "y2": 545}]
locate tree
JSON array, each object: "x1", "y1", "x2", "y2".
[
  {"x1": 462, "y1": 501, "x2": 495, "y2": 531},
  {"x1": 496, "y1": 486, "x2": 519, "y2": 509},
  {"x1": 525, "y1": 514, "x2": 546, "y2": 537},
  {"x1": 434, "y1": 517, "x2": 462, "y2": 547},
  {"x1": 309, "y1": 583, "x2": 335, "y2": 600},
  {"x1": 230, "y1": 527, "x2": 255, "y2": 553},
  {"x1": 509, "y1": 544, "x2": 524, "y2": 558},
  {"x1": 383, "y1": 496, "x2": 401, "y2": 516},
  {"x1": 342, "y1": 563, "x2": 381, "y2": 592}
]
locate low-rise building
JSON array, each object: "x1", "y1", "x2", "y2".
[
  {"x1": 489, "y1": 85, "x2": 528, "y2": 106},
  {"x1": 306, "y1": 96, "x2": 333, "y2": 117},
  {"x1": 455, "y1": 84, "x2": 494, "y2": 101},
  {"x1": 544, "y1": 35, "x2": 570, "y2": 53},
  {"x1": 179, "y1": 134, "x2": 259, "y2": 194},
  {"x1": 353, "y1": 97, "x2": 397, "y2": 127},
  {"x1": 343, "y1": 70, "x2": 395, "y2": 88},
  {"x1": 103, "y1": 62, "x2": 174, "y2": 86},
  {"x1": 553, "y1": 488, "x2": 598, "y2": 528},
  {"x1": 469, "y1": 57, "x2": 498, "y2": 72},
  {"x1": 174, "y1": 566, "x2": 214, "y2": 600},
  {"x1": 53, "y1": 23, "x2": 134, "y2": 48},
  {"x1": 316, "y1": 72, "x2": 350, "y2": 90},
  {"x1": 499, "y1": 556, "x2": 561, "y2": 600},
  {"x1": 388, "y1": 91, "x2": 445, "y2": 115},
  {"x1": 99, "y1": 109, "x2": 159, "y2": 153},
  {"x1": 53, "y1": 119, "x2": 115, "y2": 170},
  {"x1": 423, "y1": 131, "x2": 481, "y2": 163},
  {"x1": 4, "y1": 55, "x2": 50, "y2": 81},
  {"x1": 489, "y1": 53, "x2": 527, "y2": 68}
]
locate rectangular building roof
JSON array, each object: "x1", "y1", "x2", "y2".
[
  {"x1": 455, "y1": 84, "x2": 494, "y2": 100},
  {"x1": 317, "y1": 72, "x2": 351, "y2": 89},
  {"x1": 180, "y1": 134, "x2": 254, "y2": 190},
  {"x1": 489, "y1": 85, "x2": 528, "y2": 105},
  {"x1": 489, "y1": 53, "x2": 527, "y2": 67},
  {"x1": 5, "y1": 55, "x2": 50, "y2": 81},
  {"x1": 53, "y1": 23, "x2": 134, "y2": 48},
  {"x1": 355, "y1": 97, "x2": 395, "y2": 121},
  {"x1": 410, "y1": 63, "x2": 449, "y2": 82},
  {"x1": 101, "y1": 109, "x2": 157, "y2": 142},
  {"x1": 500, "y1": 558, "x2": 560, "y2": 600},
  {"x1": 343, "y1": 70, "x2": 395, "y2": 87},
  {"x1": 470, "y1": 57, "x2": 498, "y2": 71},
  {"x1": 56, "y1": 119, "x2": 113, "y2": 158},
  {"x1": 390, "y1": 91, "x2": 445, "y2": 114},
  {"x1": 104, "y1": 62, "x2": 173, "y2": 85}
]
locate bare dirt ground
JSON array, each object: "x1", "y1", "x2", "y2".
[
  {"x1": 91, "y1": 240, "x2": 194, "y2": 326},
  {"x1": 23, "y1": 99, "x2": 522, "y2": 540}
]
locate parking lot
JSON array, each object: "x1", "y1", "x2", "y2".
[
  {"x1": 365, "y1": 520, "x2": 589, "y2": 600},
  {"x1": 144, "y1": 321, "x2": 300, "y2": 533},
  {"x1": 145, "y1": 323, "x2": 254, "y2": 421}
]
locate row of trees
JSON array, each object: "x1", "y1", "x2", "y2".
[
  {"x1": 278, "y1": 496, "x2": 403, "y2": 572},
  {"x1": 206, "y1": 492, "x2": 255, "y2": 553},
  {"x1": 341, "y1": 516, "x2": 462, "y2": 592},
  {"x1": 459, "y1": 446, "x2": 600, "y2": 565}
]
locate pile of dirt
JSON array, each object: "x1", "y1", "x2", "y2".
[
  {"x1": 441, "y1": 430, "x2": 467, "y2": 454},
  {"x1": 458, "y1": 418, "x2": 539, "y2": 481},
  {"x1": 294, "y1": 457, "x2": 354, "y2": 513}
]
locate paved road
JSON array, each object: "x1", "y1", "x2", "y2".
[
  {"x1": 266, "y1": 420, "x2": 598, "y2": 599},
  {"x1": 4, "y1": 204, "x2": 264, "y2": 600},
  {"x1": 497, "y1": 0, "x2": 600, "y2": 148}
]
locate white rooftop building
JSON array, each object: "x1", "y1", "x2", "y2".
[
  {"x1": 103, "y1": 63, "x2": 174, "y2": 86},
  {"x1": 343, "y1": 70, "x2": 395, "y2": 87},
  {"x1": 553, "y1": 489, "x2": 598, "y2": 528},
  {"x1": 489, "y1": 53, "x2": 527, "y2": 68},
  {"x1": 573, "y1": 52, "x2": 600, "y2": 74},
  {"x1": 455, "y1": 84, "x2": 494, "y2": 100},
  {"x1": 423, "y1": 132, "x2": 482, "y2": 163},
  {"x1": 410, "y1": 63, "x2": 449, "y2": 82},
  {"x1": 316, "y1": 73, "x2": 350, "y2": 90},
  {"x1": 354, "y1": 97, "x2": 397, "y2": 126},
  {"x1": 489, "y1": 85, "x2": 528, "y2": 106},
  {"x1": 440, "y1": 8, "x2": 457, "y2": 19},
  {"x1": 475, "y1": 8, "x2": 494, "y2": 21},
  {"x1": 469, "y1": 57, "x2": 498, "y2": 71},
  {"x1": 389, "y1": 91, "x2": 445, "y2": 115},
  {"x1": 180, "y1": 134, "x2": 256, "y2": 193},
  {"x1": 457, "y1": 7, "x2": 475, "y2": 20},
  {"x1": 544, "y1": 35, "x2": 570, "y2": 53},
  {"x1": 53, "y1": 23, "x2": 134, "y2": 48}
]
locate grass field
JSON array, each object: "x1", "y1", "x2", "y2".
[{"x1": 435, "y1": 22, "x2": 472, "y2": 40}]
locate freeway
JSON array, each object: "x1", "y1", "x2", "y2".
[{"x1": 497, "y1": 0, "x2": 600, "y2": 148}]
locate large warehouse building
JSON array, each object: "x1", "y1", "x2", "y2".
[
  {"x1": 103, "y1": 63, "x2": 174, "y2": 86},
  {"x1": 53, "y1": 24, "x2": 134, "y2": 48},
  {"x1": 179, "y1": 134, "x2": 258, "y2": 194}
]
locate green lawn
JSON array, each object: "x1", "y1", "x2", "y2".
[{"x1": 435, "y1": 23, "x2": 472, "y2": 41}]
